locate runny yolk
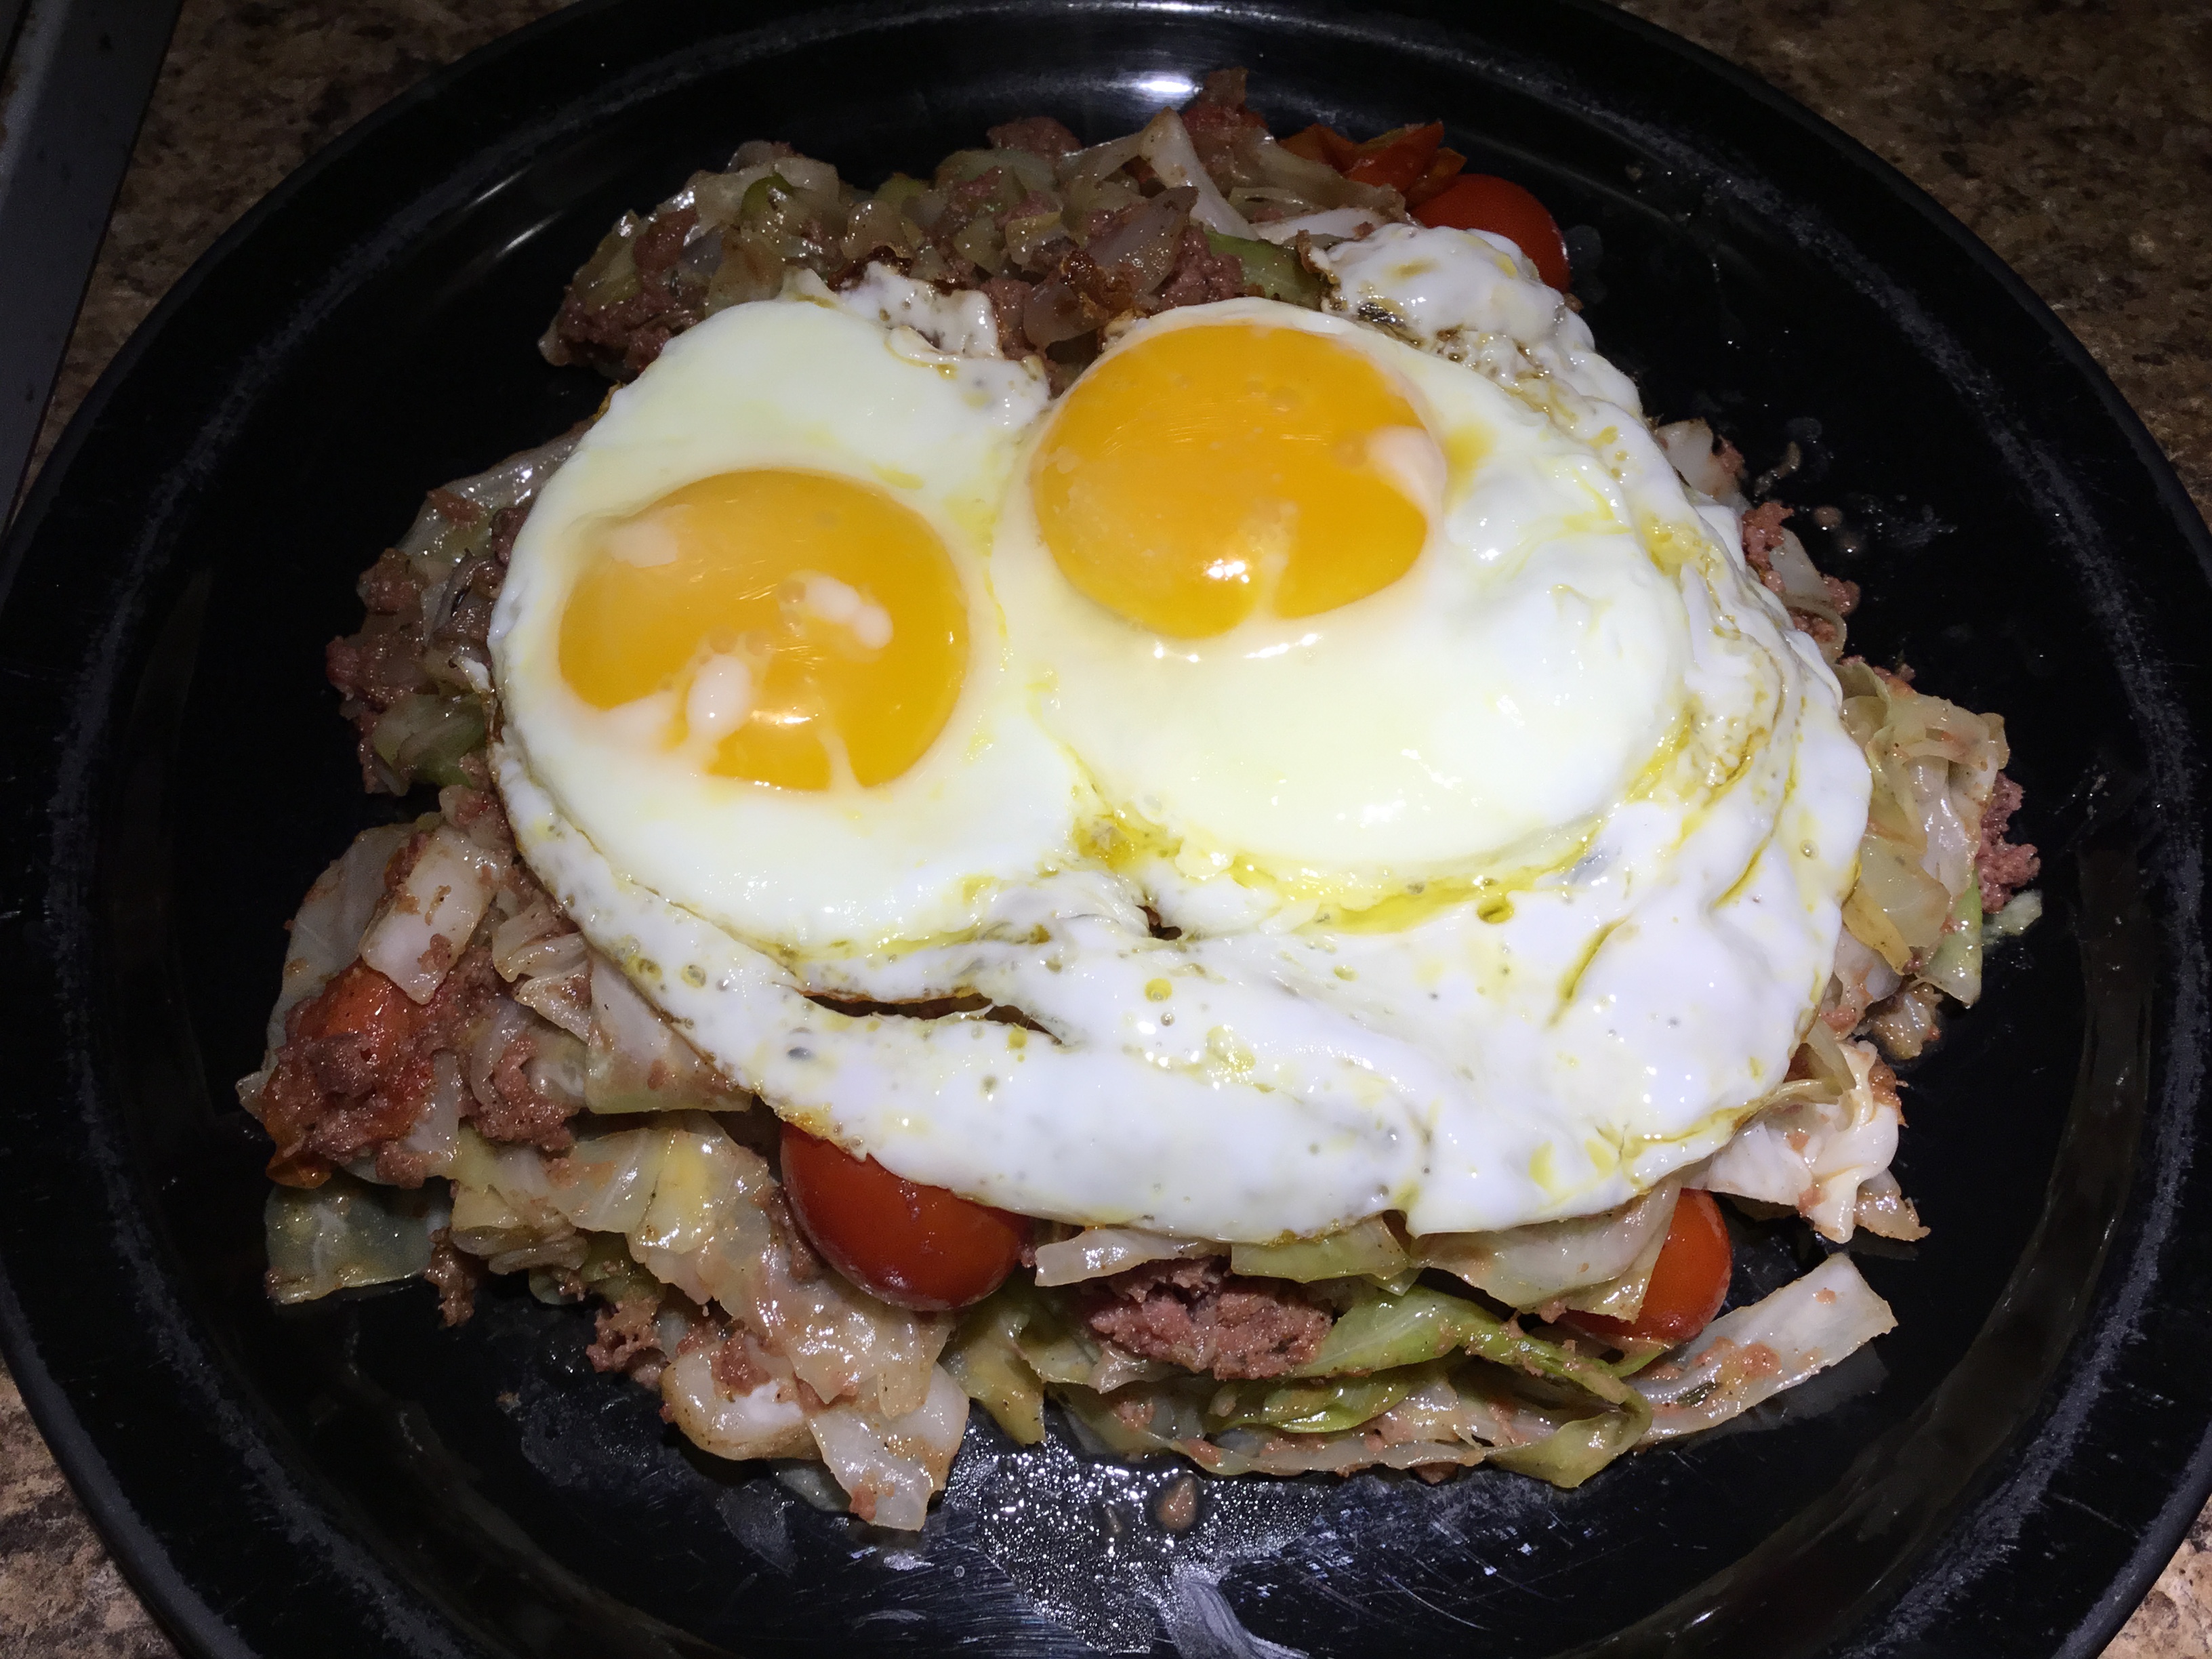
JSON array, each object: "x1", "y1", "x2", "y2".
[
  {"x1": 557, "y1": 469, "x2": 966, "y2": 790},
  {"x1": 1031, "y1": 322, "x2": 1435, "y2": 638}
]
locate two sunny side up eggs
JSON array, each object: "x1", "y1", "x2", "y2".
[{"x1": 489, "y1": 226, "x2": 1870, "y2": 1246}]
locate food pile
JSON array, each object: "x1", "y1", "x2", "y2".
[{"x1": 251, "y1": 72, "x2": 2040, "y2": 1531}]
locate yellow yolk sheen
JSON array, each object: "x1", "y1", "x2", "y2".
[
  {"x1": 1031, "y1": 323, "x2": 1435, "y2": 636},
  {"x1": 558, "y1": 470, "x2": 966, "y2": 790}
]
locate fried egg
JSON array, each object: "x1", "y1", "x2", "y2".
[
  {"x1": 491, "y1": 291, "x2": 1075, "y2": 952},
  {"x1": 492, "y1": 228, "x2": 1871, "y2": 1242}
]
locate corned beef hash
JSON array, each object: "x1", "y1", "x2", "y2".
[{"x1": 245, "y1": 73, "x2": 2043, "y2": 1530}]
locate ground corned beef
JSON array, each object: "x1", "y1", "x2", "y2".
[
  {"x1": 985, "y1": 115, "x2": 1080, "y2": 157},
  {"x1": 1085, "y1": 1257, "x2": 1332, "y2": 1380},
  {"x1": 255, "y1": 792, "x2": 582, "y2": 1185},
  {"x1": 423, "y1": 1231, "x2": 483, "y2": 1327},
  {"x1": 1978, "y1": 772, "x2": 2041, "y2": 914},
  {"x1": 258, "y1": 951, "x2": 500, "y2": 1188},
  {"x1": 586, "y1": 1294, "x2": 668, "y2": 1387}
]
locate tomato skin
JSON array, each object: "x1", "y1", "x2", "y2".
[
  {"x1": 1559, "y1": 1189, "x2": 1732, "y2": 1349},
  {"x1": 1412, "y1": 174, "x2": 1572, "y2": 291},
  {"x1": 1282, "y1": 123, "x2": 1360, "y2": 169},
  {"x1": 778, "y1": 1123, "x2": 1028, "y2": 1311},
  {"x1": 1343, "y1": 121, "x2": 1446, "y2": 193},
  {"x1": 1404, "y1": 146, "x2": 1467, "y2": 209}
]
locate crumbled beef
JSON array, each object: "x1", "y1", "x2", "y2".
[
  {"x1": 326, "y1": 552, "x2": 436, "y2": 790},
  {"x1": 1741, "y1": 500, "x2": 1791, "y2": 573},
  {"x1": 1869, "y1": 1057, "x2": 1903, "y2": 1115},
  {"x1": 470, "y1": 1029, "x2": 574, "y2": 1151},
  {"x1": 1738, "y1": 501, "x2": 1860, "y2": 647},
  {"x1": 547, "y1": 206, "x2": 704, "y2": 378},
  {"x1": 1084, "y1": 1258, "x2": 1332, "y2": 1380},
  {"x1": 1179, "y1": 69, "x2": 1269, "y2": 187},
  {"x1": 1153, "y1": 224, "x2": 1246, "y2": 308},
  {"x1": 587, "y1": 1292, "x2": 667, "y2": 1387},
  {"x1": 375, "y1": 1142, "x2": 434, "y2": 1187},
  {"x1": 441, "y1": 783, "x2": 516, "y2": 854},
  {"x1": 425, "y1": 487, "x2": 482, "y2": 526},
  {"x1": 542, "y1": 73, "x2": 1284, "y2": 389},
  {"x1": 942, "y1": 166, "x2": 1008, "y2": 222},
  {"x1": 987, "y1": 115, "x2": 1082, "y2": 157},
  {"x1": 355, "y1": 547, "x2": 427, "y2": 618},
  {"x1": 981, "y1": 274, "x2": 1036, "y2": 355},
  {"x1": 327, "y1": 479, "x2": 534, "y2": 794},
  {"x1": 257, "y1": 949, "x2": 499, "y2": 1187},
  {"x1": 1795, "y1": 613, "x2": 1842, "y2": 651},
  {"x1": 488, "y1": 501, "x2": 531, "y2": 564},
  {"x1": 423, "y1": 1230, "x2": 483, "y2": 1326},
  {"x1": 1042, "y1": 335, "x2": 1100, "y2": 396},
  {"x1": 710, "y1": 1330, "x2": 771, "y2": 1397},
  {"x1": 1976, "y1": 772, "x2": 2041, "y2": 914}
]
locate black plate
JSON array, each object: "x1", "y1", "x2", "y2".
[{"x1": 3, "y1": 2, "x2": 2209, "y2": 1655}]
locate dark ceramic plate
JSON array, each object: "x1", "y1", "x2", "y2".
[{"x1": 3, "y1": 2, "x2": 2209, "y2": 1655}]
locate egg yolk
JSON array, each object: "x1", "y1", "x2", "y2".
[
  {"x1": 1032, "y1": 322, "x2": 1435, "y2": 638},
  {"x1": 558, "y1": 470, "x2": 966, "y2": 790}
]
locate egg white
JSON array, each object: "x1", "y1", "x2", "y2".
[
  {"x1": 992, "y1": 299, "x2": 1696, "y2": 906},
  {"x1": 493, "y1": 234, "x2": 1873, "y2": 1242},
  {"x1": 490, "y1": 295, "x2": 1078, "y2": 956}
]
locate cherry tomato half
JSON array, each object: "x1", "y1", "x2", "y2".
[
  {"x1": 779, "y1": 1122, "x2": 1028, "y2": 1311},
  {"x1": 1560, "y1": 1189, "x2": 1732, "y2": 1349},
  {"x1": 1412, "y1": 173, "x2": 1572, "y2": 292}
]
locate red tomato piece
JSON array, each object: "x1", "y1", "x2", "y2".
[
  {"x1": 1282, "y1": 123, "x2": 1360, "y2": 169},
  {"x1": 778, "y1": 1122, "x2": 1028, "y2": 1311},
  {"x1": 1404, "y1": 146, "x2": 1467, "y2": 209},
  {"x1": 1412, "y1": 173, "x2": 1573, "y2": 291},
  {"x1": 1344, "y1": 121, "x2": 1445, "y2": 194},
  {"x1": 1559, "y1": 1189, "x2": 1733, "y2": 1349}
]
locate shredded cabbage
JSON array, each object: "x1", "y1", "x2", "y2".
[
  {"x1": 1031, "y1": 1226, "x2": 1214, "y2": 1287},
  {"x1": 943, "y1": 1286, "x2": 1049, "y2": 1443},
  {"x1": 1200, "y1": 226, "x2": 1324, "y2": 304},
  {"x1": 662, "y1": 1339, "x2": 813, "y2": 1462},
  {"x1": 359, "y1": 824, "x2": 506, "y2": 1003},
  {"x1": 1133, "y1": 108, "x2": 1254, "y2": 237},
  {"x1": 1417, "y1": 1183, "x2": 1678, "y2": 1311},
  {"x1": 264, "y1": 1174, "x2": 449, "y2": 1305},
  {"x1": 1835, "y1": 659, "x2": 2009, "y2": 989},
  {"x1": 585, "y1": 960, "x2": 744, "y2": 1113},
  {"x1": 1702, "y1": 1029, "x2": 1905, "y2": 1242},
  {"x1": 1042, "y1": 1281, "x2": 1651, "y2": 1489},
  {"x1": 1636, "y1": 1254, "x2": 1895, "y2": 1439},
  {"x1": 1229, "y1": 1214, "x2": 1409, "y2": 1283}
]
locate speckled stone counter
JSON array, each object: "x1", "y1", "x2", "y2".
[{"x1": 4, "y1": 2, "x2": 2207, "y2": 1654}]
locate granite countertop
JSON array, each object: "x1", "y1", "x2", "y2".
[{"x1": 3, "y1": 1, "x2": 2207, "y2": 1653}]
